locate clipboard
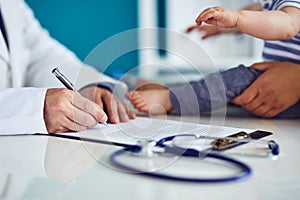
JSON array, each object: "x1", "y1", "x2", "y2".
[{"x1": 212, "y1": 130, "x2": 273, "y2": 151}]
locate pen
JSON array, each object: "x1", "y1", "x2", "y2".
[{"x1": 52, "y1": 67, "x2": 108, "y2": 127}]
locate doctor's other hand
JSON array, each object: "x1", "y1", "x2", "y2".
[
  {"x1": 232, "y1": 62, "x2": 300, "y2": 118},
  {"x1": 80, "y1": 86, "x2": 136, "y2": 124},
  {"x1": 44, "y1": 88, "x2": 108, "y2": 133}
]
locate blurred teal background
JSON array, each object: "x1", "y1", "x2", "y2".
[{"x1": 25, "y1": 0, "x2": 139, "y2": 78}]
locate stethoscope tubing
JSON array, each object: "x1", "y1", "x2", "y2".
[{"x1": 110, "y1": 145, "x2": 252, "y2": 183}]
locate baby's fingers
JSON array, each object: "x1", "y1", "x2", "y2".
[
  {"x1": 186, "y1": 25, "x2": 198, "y2": 33},
  {"x1": 196, "y1": 7, "x2": 218, "y2": 25}
]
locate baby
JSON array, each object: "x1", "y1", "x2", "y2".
[{"x1": 126, "y1": 0, "x2": 300, "y2": 118}]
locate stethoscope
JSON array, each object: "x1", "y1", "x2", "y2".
[{"x1": 108, "y1": 134, "x2": 279, "y2": 183}]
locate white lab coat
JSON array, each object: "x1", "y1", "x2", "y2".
[{"x1": 0, "y1": 0, "x2": 127, "y2": 134}]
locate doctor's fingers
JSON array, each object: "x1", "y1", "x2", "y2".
[
  {"x1": 45, "y1": 102, "x2": 95, "y2": 132},
  {"x1": 118, "y1": 101, "x2": 136, "y2": 121},
  {"x1": 59, "y1": 118, "x2": 88, "y2": 133},
  {"x1": 72, "y1": 94, "x2": 108, "y2": 124},
  {"x1": 102, "y1": 94, "x2": 119, "y2": 123},
  {"x1": 116, "y1": 101, "x2": 130, "y2": 122},
  {"x1": 69, "y1": 106, "x2": 99, "y2": 127},
  {"x1": 46, "y1": 115, "x2": 87, "y2": 133},
  {"x1": 102, "y1": 93, "x2": 136, "y2": 123}
]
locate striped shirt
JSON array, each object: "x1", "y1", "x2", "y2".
[{"x1": 260, "y1": 0, "x2": 300, "y2": 64}]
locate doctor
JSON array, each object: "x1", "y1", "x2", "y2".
[{"x1": 0, "y1": 0, "x2": 135, "y2": 134}]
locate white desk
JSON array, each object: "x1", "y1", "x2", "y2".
[{"x1": 0, "y1": 107, "x2": 299, "y2": 200}]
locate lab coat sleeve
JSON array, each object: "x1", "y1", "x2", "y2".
[
  {"x1": 19, "y1": 0, "x2": 127, "y2": 97},
  {"x1": 0, "y1": 88, "x2": 48, "y2": 134},
  {"x1": 0, "y1": 1, "x2": 129, "y2": 134}
]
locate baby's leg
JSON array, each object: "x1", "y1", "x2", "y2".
[
  {"x1": 169, "y1": 65, "x2": 262, "y2": 115},
  {"x1": 126, "y1": 89, "x2": 173, "y2": 115},
  {"x1": 135, "y1": 79, "x2": 167, "y2": 90},
  {"x1": 127, "y1": 65, "x2": 262, "y2": 115}
]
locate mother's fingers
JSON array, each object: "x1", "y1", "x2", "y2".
[
  {"x1": 248, "y1": 103, "x2": 272, "y2": 117},
  {"x1": 251, "y1": 62, "x2": 276, "y2": 71},
  {"x1": 232, "y1": 83, "x2": 259, "y2": 105},
  {"x1": 262, "y1": 108, "x2": 283, "y2": 118}
]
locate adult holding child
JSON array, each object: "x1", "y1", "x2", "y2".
[{"x1": 126, "y1": 0, "x2": 300, "y2": 118}]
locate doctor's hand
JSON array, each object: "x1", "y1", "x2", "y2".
[
  {"x1": 232, "y1": 62, "x2": 300, "y2": 118},
  {"x1": 44, "y1": 88, "x2": 108, "y2": 133},
  {"x1": 80, "y1": 86, "x2": 136, "y2": 124}
]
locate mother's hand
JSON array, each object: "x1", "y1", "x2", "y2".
[{"x1": 232, "y1": 62, "x2": 300, "y2": 118}]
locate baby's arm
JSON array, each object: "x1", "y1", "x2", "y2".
[
  {"x1": 196, "y1": 6, "x2": 300, "y2": 40},
  {"x1": 186, "y1": 2, "x2": 262, "y2": 39}
]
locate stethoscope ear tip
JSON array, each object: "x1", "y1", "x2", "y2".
[{"x1": 268, "y1": 140, "x2": 280, "y2": 155}]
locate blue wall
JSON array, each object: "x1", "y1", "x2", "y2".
[{"x1": 25, "y1": 0, "x2": 139, "y2": 78}]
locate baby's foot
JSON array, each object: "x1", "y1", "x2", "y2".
[
  {"x1": 135, "y1": 78, "x2": 167, "y2": 91},
  {"x1": 126, "y1": 89, "x2": 173, "y2": 115}
]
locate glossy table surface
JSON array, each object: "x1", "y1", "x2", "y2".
[{"x1": 0, "y1": 107, "x2": 299, "y2": 200}]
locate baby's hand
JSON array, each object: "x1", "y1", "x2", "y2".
[
  {"x1": 195, "y1": 6, "x2": 238, "y2": 28},
  {"x1": 186, "y1": 25, "x2": 222, "y2": 40}
]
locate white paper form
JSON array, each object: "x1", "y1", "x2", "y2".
[{"x1": 61, "y1": 117, "x2": 256, "y2": 151}]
